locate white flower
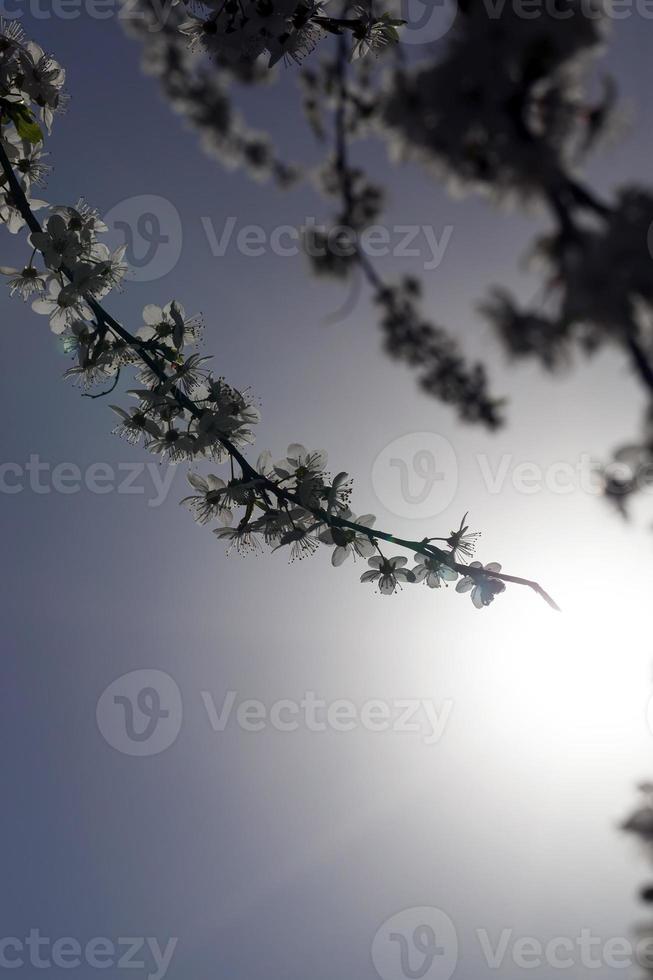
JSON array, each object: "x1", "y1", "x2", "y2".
[
  {"x1": 148, "y1": 426, "x2": 195, "y2": 461},
  {"x1": 455, "y1": 562, "x2": 506, "y2": 608},
  {"x1": 267, "y1": 8, "x2": 324, "y2": 67},
  {"x1": 204, "y1": 378, "x2": 260, "y2": 426},
  {"x1": 274, "y1": 443, "x2": 328, "y2": 507},
  {"x1": 444, "y1": 513, "x2": 480, "y2": 560},
  {"x1": 194, "y1": 381, "x2": 260, "y2": 456},
  {"x1": 31, "y1": 279, "x2": 90, "y2": 333},
  {"x1": 275, "y1": 443, "x2": 327, "y2": 477},
  {"x1": 0, "y1": 182, "x2": 47, "y2": 234},
  {"x1": 274, "y1": 523, "x2": 321, "y2": 562},
  {"x1": 0, "y1": 263, "x2": 46, "y2": 298},
  {"x1": 250, "y1": 508, "x2": 290, "y2": 546},
  {"x1": 82, "y1": 245, "x2": 128, "y2": 297},
  {"x1": 52, "y1": 201, "x2": 107, "y2": 246},
  {"x1": 67, "y1": 251, "x2": 127, "y2": 300},
  {"x1": 109, "y1": 405, "x2": 161, "y2": 446},
  {"x1": 413, "y1": 556, "x2": 458, "y2": 589},
  {"x1": 350, "y1": 10, "x2": 403, "y2": 61},
  {"x1": 325, "y1": 470, "x2": 353, "y2": 513},
  {"x1": 360, "y1": 555, "x2": 415, "y2": 595},
  {"x1": 214, "y1": 523, "x2": 262, "y2": 556},
  {"x1": 17, "y1": 41, "x2": 66, "y2": 131},
  {"x1": 195, "y1": 406, "x2": 256, "y2": 456},
  {"x1": 138, "y1": 301, "x2": 202, "y2": 350},
  {"x1": 2, "y1": 132, "x2": 50, "y2": 186},
  {"x1": 30, "y1": 214, "x2": 81, "y2": 270},
  {"x1": 256, "y1": 449, "x2": 275, "y2": 479},
  {"x1": 128, "y1": 388, "x2": 183, "y2": 422},
  {"x1": 319, "y1": 511, "x2": 376, "y2": 566},
  {"x1": 180, "y1": 472, "x2": 233, "y2": 525},
  {"x1": 159, "y1": 353, "x2": 212, "y2": 395}
]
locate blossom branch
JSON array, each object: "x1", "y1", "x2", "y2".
[
  {"x1": 307, "y1": 34, "x2": 505, "y2": 428},
  {"x1": 0, "y1": 23, "x2": 557, "y2": 612}
]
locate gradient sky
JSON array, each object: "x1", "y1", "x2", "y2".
[{"x1": 3, "y1": 7, "x2": 653, "y2": 980}]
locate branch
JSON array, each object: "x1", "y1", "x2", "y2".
[
  {"x1": 0, "y1": 124, "x2": 557, "y2": 611},
  {"x1": 321, "y1": 39, "x2": 505, "y2": 429},
  {"x1": 624, "y1": 329, "x2": 653, "y2": 395}
]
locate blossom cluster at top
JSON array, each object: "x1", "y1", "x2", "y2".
[{"x1": 172, "y1": 0, "x2": 403, "y2": 66}]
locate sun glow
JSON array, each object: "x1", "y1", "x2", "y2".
[{"x1": 465, "y1": 565, "x2": 653, "y2": 775}]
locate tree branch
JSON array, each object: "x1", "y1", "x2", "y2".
[{"x1": 0, "y1": 131, "x2": 558, "y2": 611}]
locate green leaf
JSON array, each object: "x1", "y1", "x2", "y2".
[{"x1": 7, "y1": 104, "x2": 43, "y2": 145}]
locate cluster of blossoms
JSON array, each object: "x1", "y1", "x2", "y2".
[
  {"x1": 0, "y1": 22, "x2": 557, "y2": 611},
  {"x1": 0, "y1": 22, "x2": 62, "y2": 231},
  {"x1": 0, "y1": 24, "x2": 128, "y2": 384},
  {"x1": 299, "y1": 44, "x2": 504, "y2": 427},
  {"x1": 482, "y1": 188, "x2": 653, "y2": 361},
  {"x1": 171, "y1": 0, "x2": 403, "y2": 67},
  {"x1": 120, "y1": 0, "x2": 653, "y2": 518},
  {"x1": 176, "y1": 0, "x2": 330, "y2": 67},
  {"x1": 381, "y1": 0, "x2": 609, "y2": 203},
  {"x1": 478, "y1": 182, "x2": 653, "y2": 520},
  {"x1": 123, "y1": 0, "x2": 617, "y2": 429},
  {"x1": 122, "y1": 0, "x2": 300, "y2": 185},
  {"x1": 120, "y1": 0, "x2": 400, "y2": 184}
]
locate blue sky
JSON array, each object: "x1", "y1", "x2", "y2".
[{"x1": 3, "y1": 7, "x2": 653, "y2": 980}]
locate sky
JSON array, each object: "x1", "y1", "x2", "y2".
[{"x1": 3, "y1": 5, "x2": 653, "y2": 980}]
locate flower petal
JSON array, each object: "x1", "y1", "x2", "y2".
[{"x1": 332, "y1": 546, "x2": 348, "y2": 567}]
